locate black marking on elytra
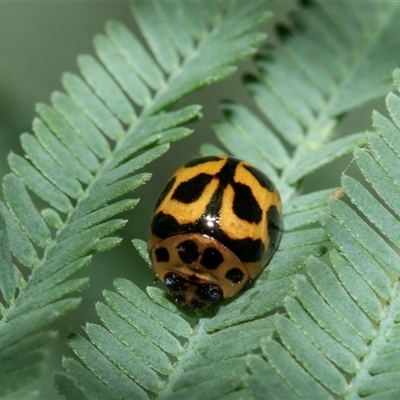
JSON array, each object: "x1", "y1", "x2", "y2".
[
  {"x1": 203, "y1": 157, "x2": 240, "y2": 220},
  {"x1": 152, "y1": 212, "x2": 265, "y2": 262},
  {"x1": 196, "y1": 284, "x2": 222, "y2": 303},
  {"x1": 155, "y1": 247, "x2": 169, "y2": 262},
  {"x1": 216, "y1": 157, "x2": 237, "y2": 186},
  {"x1": 172, "y1": 173, "x2": 213, "y2": 204},
  {"x1": 184, "y1": 156, "x2": 222, "y2": 168},
  {"x1": 225, "y1": 268, "x2": 245, "y2": 283},
  {"x1": 243, "y1": 164, "x2": 275, "y2": 192},
  {"x1": 200, "y1": 247, "x2": 223, "y2": 270},
  {"x1": 267, "y1": 205, "x2": 282, "y2": 251},
  {"x1": 231, "y1": 237, "x2": 264, "y2": 262},
  {"x1": 151, "y1": 212, "x2": 178, "y2": 238},
  {"x1": 178, "y1": 240, "x2": 199, "y2": 263},
  {"x1": 155, "y1": 176, "x2": 176, "y2": 209},
  {"x1": 232, "y1": 182, "x2": 262, "y2": 223},
  {"x1": 164, "y1": 273, "x2": 187, "y2": 292},
  {"x1": 152, "y1": 158, "x2": 270, "y2": 262}
]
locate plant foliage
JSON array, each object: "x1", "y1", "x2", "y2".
[
  {"x1": 52, "y1": 2, "x2": 400, "y2": 400},
  {"x1": 247, "y1": 68, "x2": 400, "y2": 399},
  {"x1": 0, "y1": 0, "x2": 269, "y2": 397}
]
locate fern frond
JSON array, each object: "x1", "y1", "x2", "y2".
[
  {"x1": 243, "y1": 68, "x2": 400, "y2": 398},
  {"x1": 0, "y1": 1, "x2": 269, "y2": 396},
  {"x1": 205, "y1": 1, "x2": 400, "y2": 197},
  {"x1": 55, "y1": 3, "x2": 400, "y2": 399},
  {"x1": 198, "y1": 0, "x2": 400, "y2": 326}
]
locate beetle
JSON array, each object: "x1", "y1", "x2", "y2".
[{"x1": 149, "y1": 156, "x2": 282, "y2": 309}]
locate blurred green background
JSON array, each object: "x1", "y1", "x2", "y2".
[{"x1": 0, "y1": 1, "x2": 387, "y2": 398}]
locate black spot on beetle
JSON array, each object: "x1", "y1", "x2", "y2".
[
  {"x1": 164, "y1": 273, "x2": 186, "y2": 292},
  {"x1": 230, "y1": 238, "x2": 264, "y2": 262},
  {"x1": 267, "y1": 205, "x2": 282, "y2": 251},
  {"x1": 225, "y1": 268, "x2": 245, "y2": 283},
  {"x1": 243, "y1": 164, "x2": 275, "y2": 192},
  {"x1": 216, "y1": 158, "x2": 237, "y2": 187},
  {"x1": 178, "y1": 240, "x2": 199, "y2": 263},
  {"x1": 155, "y1": 247, "x2": 169, "y2": 262},
  {"x1": 232, "y1": 182, "x2": 262, "y2": 223},
  {"x1": 200, "y1": 247, "x2": 224, "y2": 270},
  {"x1": 172, "y1": 173, "x2": 213, "y2": 204},
  {"x1": 196, "y1": 284, "x2": 222, "y2": 303},
  {"x1": 151, "y1": 212, "x2": 265, "y2": 263},
  {"x1": 151, "y1": 212, "x2": 179, "y2": 238}
]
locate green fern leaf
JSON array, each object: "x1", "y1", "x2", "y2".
[
  {"x1": 55, "y1": 186, "x2": 329, "y2": 397},
  {"x1": 206, "y1": 2, "x2": 400, "y2": 197},
  {"x1": 245, "y1": 68, "x2": 400, "y2": 398},
  {"x1": 55, "y1": 2, "x2": 400, "y2": 399},
  {"x1": 50, "y1": 3, "x2": 400, "y2": 399},
  {"x1": 0, "y1": 1, "x2": 269, "y2": 396}
]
